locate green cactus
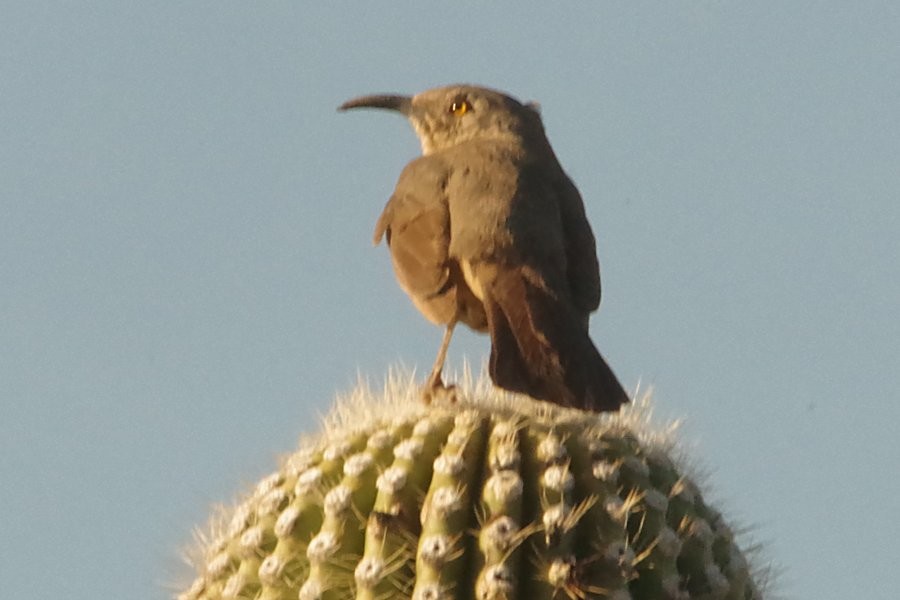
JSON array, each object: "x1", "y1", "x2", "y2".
[{"x1": 178, "y1": 372, "x2": 765, "y2": 600}]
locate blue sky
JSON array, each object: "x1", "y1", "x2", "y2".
[{"x1": 2, "y1": 2, "x2": 898, "y2": 598}]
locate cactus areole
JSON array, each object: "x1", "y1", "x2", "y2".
[{"x1": 179, "y1": 377, "x2": 762, "y2": 600}]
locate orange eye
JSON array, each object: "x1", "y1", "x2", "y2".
[{"x1": 449, "y1": 97, "x2": 470, "y2": 116}]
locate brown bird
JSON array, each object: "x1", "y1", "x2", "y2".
[{"x1": 340, "y1": 84, "x2": 628, "y2": 412}]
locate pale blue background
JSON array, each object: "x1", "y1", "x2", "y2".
[{"x1": 2, "y1": 3, "x2": 898, "y2": 598}]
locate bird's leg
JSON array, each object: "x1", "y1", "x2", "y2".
[{"x1": 422, "y1": 320, "x2": 457, "y2": 404}]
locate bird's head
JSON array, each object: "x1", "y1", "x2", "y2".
[{"x1": 339, "y1": 84, "x2": 543, "y2": 155}]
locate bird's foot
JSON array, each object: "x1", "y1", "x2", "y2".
[{"x1": 420, "y1": 378, "x2": 459, "y2": 405}]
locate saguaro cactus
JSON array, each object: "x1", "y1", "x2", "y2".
[{"x1": 178, "y1": 374, "x2": 764, "y2": 599}]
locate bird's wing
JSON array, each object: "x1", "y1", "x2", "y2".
[
  {"x1": 373, "y1": 156, "x2": 458, "y2": 325},
  {"x1": 440, "y1": 147, "x2": 624, "y2": 411},
  {"x1": 556, "y1": 175, "x2": 602, "y2": 315}
]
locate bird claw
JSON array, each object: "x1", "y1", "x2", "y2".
[{"x1": 420, "y1": 379, "x2": 459, "y2": 405}]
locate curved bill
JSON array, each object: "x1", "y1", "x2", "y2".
[{"x1": 338, "y1": 94, "x2": 412, "y2": 114}]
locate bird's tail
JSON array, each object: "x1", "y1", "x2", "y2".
[{"x1": 483, "y1": 267, "x2": 629, "y2": 412}]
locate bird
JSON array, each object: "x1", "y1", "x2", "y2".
[{"x1": 339, "y1": 84, "x2": 628, "y2": 412}]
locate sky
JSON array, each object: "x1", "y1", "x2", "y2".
[{"x1": 2, "y1": 2, "x2": 898, "y2": 598}]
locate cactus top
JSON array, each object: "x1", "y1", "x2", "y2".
[{"x1": 178, "y1": 372, "x2": 765, "y2": 600}]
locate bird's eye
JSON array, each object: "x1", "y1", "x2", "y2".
[{"x1": 449, "y1": 97, "x2": 471, "y2": 116}]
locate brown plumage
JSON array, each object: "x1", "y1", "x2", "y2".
[{"x1": 341, "y1": 84, "x2": 628, "y2": 412}]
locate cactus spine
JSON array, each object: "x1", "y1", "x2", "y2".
[{"x1": 179, "y1": 375, "x2": 763, "y2": 599}]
